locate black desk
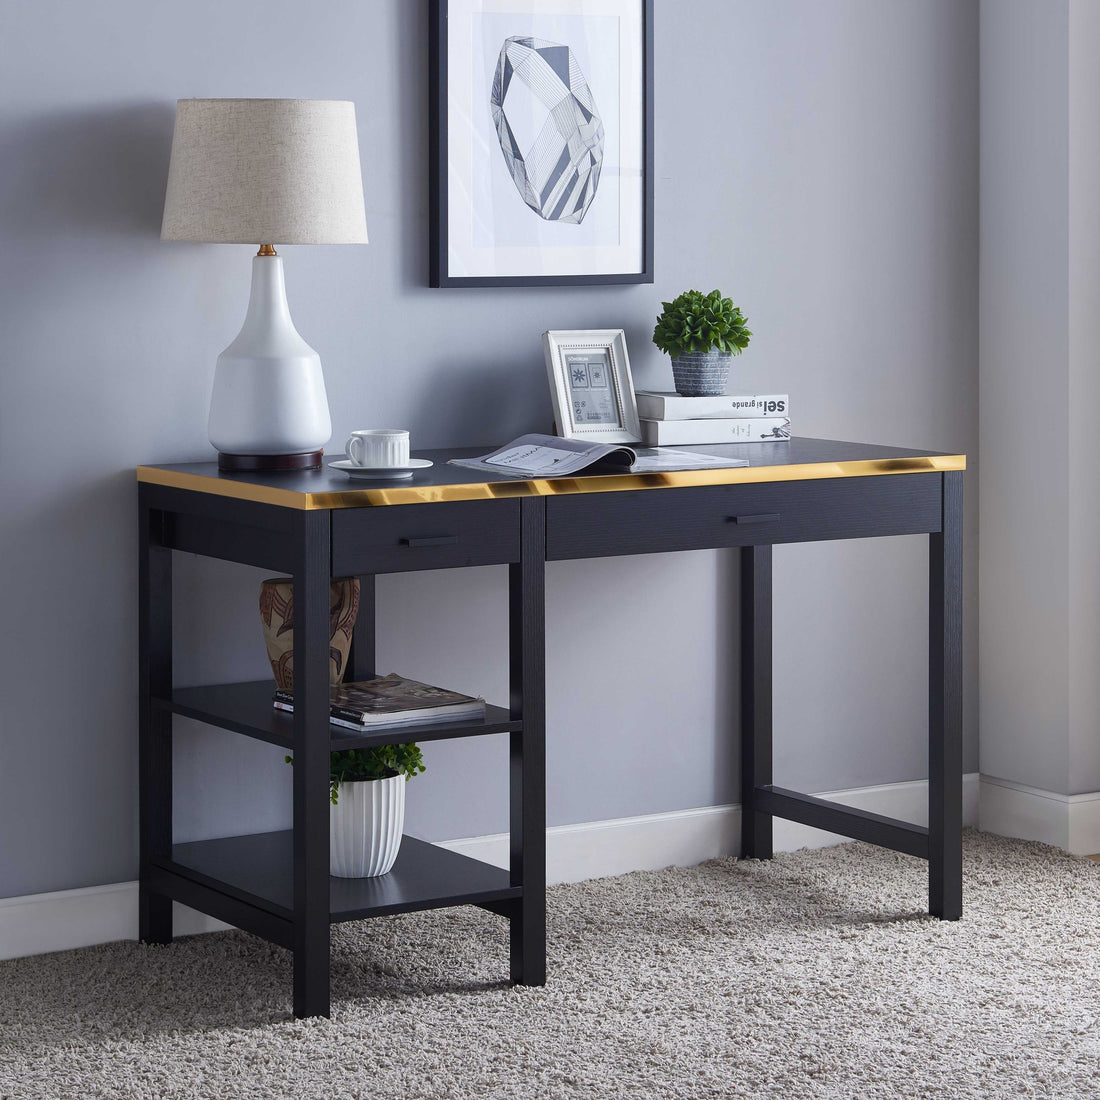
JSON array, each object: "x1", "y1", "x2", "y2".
[{"x1": 137, "y1": 437, "x2": 964, "y2": 1019}]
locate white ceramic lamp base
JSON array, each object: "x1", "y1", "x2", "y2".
[{"x1": 208, "y1": 253, "x2": 332, "y2": 471}]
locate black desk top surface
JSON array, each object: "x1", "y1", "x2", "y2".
[{"x1": 137, "y1": 438, "x2": 966, "y2": 510}]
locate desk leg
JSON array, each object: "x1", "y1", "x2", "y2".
[
  {"x1": 138, "y1": 490, "x2": 173, "y2": 944},
  {"x1": 508, "y1": 497, "x2": 546, "y2": 985},
  {"x1": 292, "y1": 511, "x2": 333, "y2": 1018},
  {"x1": 349, "y1": 574, "x2": 376, "y2": 681},
  {"x1": 929, "y1": 471, "x2": 963, "y2": 919},
  {"x1": 740, "y1": 544, "x2": 773, "y2": 860}
]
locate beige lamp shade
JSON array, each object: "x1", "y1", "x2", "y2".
[{"x1": 161, "y1": 99, "x2": 368, "y2": 244}]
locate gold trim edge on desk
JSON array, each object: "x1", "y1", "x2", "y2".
[{"x1": 137, "y1": 454, "x2": 967, "y2": 510}]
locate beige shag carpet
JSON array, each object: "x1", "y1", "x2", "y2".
[{"x1": 2, "y1": 831, "x2": 1100, "y2": 1099}]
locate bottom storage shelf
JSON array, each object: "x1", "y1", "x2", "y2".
[{"x1": 160, "y1": 830, "x2": 520, "y2": 923}]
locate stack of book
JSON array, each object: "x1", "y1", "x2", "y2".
[
  {"x1": 635, "y1": 391, "x2": 791, "y2": 446},
  {"x1": 273, "y1": 673, "x2": 485, "y2": 732}
]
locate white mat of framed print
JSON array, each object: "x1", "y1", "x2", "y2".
[{"x1": 430, "y1": 0, "x2": 653, "y2": 287}]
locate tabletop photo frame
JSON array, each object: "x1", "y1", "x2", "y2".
[
  {"x1": 430, "y1": 0, "x2": 654, "y2": 288},
  {"x1": 543, "y1": 329, "x2": 641, "y2": 443}
]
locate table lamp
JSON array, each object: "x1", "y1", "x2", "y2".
[{"x1": 162, "y1": 99, "x2": 368, "y2": 471}]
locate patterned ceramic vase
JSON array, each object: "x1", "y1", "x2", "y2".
[
  {"x1": 259, "y1": 576, "x2": 360, "y2": 691},
  {"x1": 671, "y1": 349, "x2": 734, "y2": 396},
  {"x1": 330, "y1": 775, "x2": 405, "y2": 877}
]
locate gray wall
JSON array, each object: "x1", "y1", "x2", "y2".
[
  {"x1": 0, "y1": 0, "x2": 979, "y2": 899},
  {"x1": 980, "y1": 0, "x2": 1100, "y2": 797},
  {"x1": 1067, "y1": 0, "x2": 1100, "y2": 793},
  {"x1": 979, "y1": 0, "x2": 1070, "y2": 794}
]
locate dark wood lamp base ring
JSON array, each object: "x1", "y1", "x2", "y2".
[{"x1": 218, "y1": 450, "x2": 324, "y2": 473}]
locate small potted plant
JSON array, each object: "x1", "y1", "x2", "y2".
[
  {"x1": 652, "y1": 289, "x2": 752, "y2": 396},
  {"x1": 286, "y1": 744, "x2": 426, "y2": 877}
]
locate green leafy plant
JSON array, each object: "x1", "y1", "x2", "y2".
[
  {"x1": 652, "y1": 289, "x2": 752, "y2": 360},
  {"x1": 285, "y1": 744, "x2": 426, "y2": 806}
]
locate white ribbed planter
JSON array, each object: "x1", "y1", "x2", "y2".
[{"x1": 330, "y1": 775, "x2": 405, "y2": 878}]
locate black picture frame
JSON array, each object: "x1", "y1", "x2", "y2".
[{"x1": 429, "y1": 0, "x2": 654, "y2": 288}]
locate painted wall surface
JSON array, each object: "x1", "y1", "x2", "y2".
[
  {"x1": 979, "y1": 0, "x2": 1070, "y2": 794},
  {"x1": 980, "y1": 0, "x2": 1100, "y2": 797},
  {"x1": 1067, "y1": 0, "x2": 1100, "y2": 794},
  {"x1": 0, "y1": 0, "x2": 979, "y2": 899}
]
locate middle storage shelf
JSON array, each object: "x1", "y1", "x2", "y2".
[{"x1": 156, "y1": 680, "x2": 521, "y2": 749}]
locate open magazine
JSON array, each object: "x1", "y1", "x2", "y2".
[{"x1": 449, "y1": 434, "x2": 748, "y2": 478}]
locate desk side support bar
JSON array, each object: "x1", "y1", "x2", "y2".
[
  {"x1": 753, "y1": 786, "x2": 929, "y2": 858},
  {"x1": 929, "y1": 470, "x2": 963, "y2": 919}
]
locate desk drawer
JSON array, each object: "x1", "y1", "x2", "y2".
[
  {"x1": 333, "y1": 499, "x2": 521, "y2": 574},
  {"x1": 546, "y1": 474, "x2": 942, "y2": 560}
]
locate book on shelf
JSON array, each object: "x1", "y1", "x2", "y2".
[
  {"x1": 634, "y1": 391, "x2": 789, "y2": 421},
  {"x1": 273, "y1": 673, "x2": 486, "y2": 731},
  {"x1": 448, "y1": 432, "x2": 748, "y2": 477},
  {"x1": 640, "y1": 417, "x2": 792, "y2": 447}
]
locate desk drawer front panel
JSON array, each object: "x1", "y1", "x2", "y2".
[
  {"x1": 546, "y1": 474, "x2": 942, "y2": 560},
  {"x1": 333, "y1": 500, "x2": 521, "y2": 574}
]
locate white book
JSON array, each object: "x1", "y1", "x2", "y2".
[
  {"x1": 634, "y1": 391, "x2": 789, "y2": 421},
  {"x1": 640, "y1": 417, "x2": 792, "y2": 446}
]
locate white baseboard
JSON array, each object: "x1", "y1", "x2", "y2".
[
  {"x1": 0, "y1": 774, "x2": 980, "y2": 961},
  {"x1": 978, "y1": 774, "x2": 1100, "y2": 855},
  {"x1": 439, "y1": 773, "x2": 981, "y2": 884},
  {"x1": 439, "y1": 804, "x2": 741, "y2": 883},
  {"x1": 0, "y1": 884, "x2": 231, "y2": 962}
]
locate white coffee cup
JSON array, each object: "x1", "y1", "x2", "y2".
[{"x1": 345, "y1": 429, "x2": 410, "y2": 468}]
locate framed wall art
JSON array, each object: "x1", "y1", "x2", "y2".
[
  {"x1": 430, "y1": 0, "x2": 654, "y2": 288},
  {"x1": 543, "y1": 329, "x2": 641, "y2": 443}
]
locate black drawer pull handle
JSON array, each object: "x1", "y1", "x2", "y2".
[
  {"x1": 400, "y1": 535, "x2": 459, "y2": 548},
  {"x1": 728, "y1": 513, "x2": 780, "y2": 526}
]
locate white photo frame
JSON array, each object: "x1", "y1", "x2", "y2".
[{"x1": 543, "y1": 329, "x2": 641, "y2": 443}]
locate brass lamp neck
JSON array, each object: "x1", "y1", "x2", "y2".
[{"x1": 257, "y1": 244, "x2": 278, "y2": 257}]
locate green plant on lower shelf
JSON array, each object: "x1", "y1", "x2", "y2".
[
  {"x1": 285, "y1": 745, "x2": 426, "y2": 806},
  {"x1": 652, "y1": 288, "x2": 752, "y2": 360}
]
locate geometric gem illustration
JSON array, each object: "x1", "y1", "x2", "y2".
[{"x1": 490, "y1": 36, "x2": 604, "y2": 224}]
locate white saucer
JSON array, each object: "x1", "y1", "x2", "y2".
[{"x1": 329, "y1": 459, "x2": 434, "y2": 480}]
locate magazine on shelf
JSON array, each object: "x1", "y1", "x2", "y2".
[
  {"x1": 448, "y1": 433, "x2": 748, "y2": 478},
  {"x1": 273, "y1": 673, "x2": 485, "y2": 730}
]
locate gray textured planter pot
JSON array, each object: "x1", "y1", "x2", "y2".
[{"x1": 671, "y1": 349, "x2": 734, "y2": 396}]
